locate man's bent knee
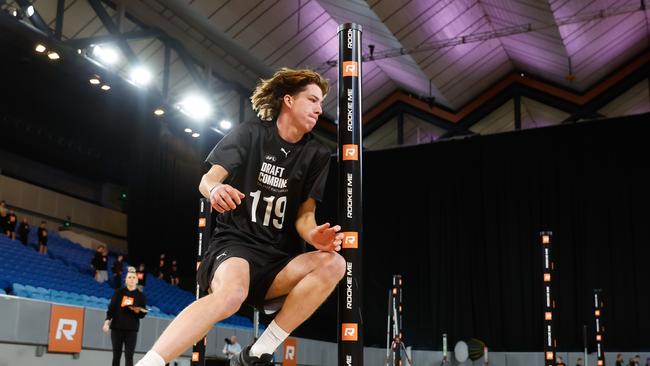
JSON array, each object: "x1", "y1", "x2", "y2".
[
  {"x1": 318, "y1": 252, "x2": 346, "y2": 282},
  {"x1": 207, "y1": 286, "x2": 247, "y2": 318}
]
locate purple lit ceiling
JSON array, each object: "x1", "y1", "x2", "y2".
[{"x1": 24, "y1": 0, "x2": 650, "y2": 127}]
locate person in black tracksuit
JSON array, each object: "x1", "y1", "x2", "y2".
[
  {"x1": 104, "y1": 267, "x2": 147, "y2": 366},
  {"x1": 18, "y1": 217, "x2": 30, "y2": 245},
  {"x1": 37, "y1": 221, "x2": 48, "y2": 254}
]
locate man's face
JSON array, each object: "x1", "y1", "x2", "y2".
[
  {"x1": 285, "y1": 83, "x2": 323, "y2": 134},
  {"x1": 231, "y1": 336, "x2": 237, "y2": 344}
]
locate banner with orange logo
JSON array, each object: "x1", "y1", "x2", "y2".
[
  {"x1": 48, "y1": 305, "x2": 84, "y2": 353},
  {"x1": 283, "y1": 338, "x2": 298, "y2": 366}
]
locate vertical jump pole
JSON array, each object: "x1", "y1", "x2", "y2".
[
  {"x1": 337, "y1": 22, "x2": 363, "y2": 366},
  {"x1": 191, "y1": 198, "x2": 212, "y2": 366},
  {"x1": 540, "y1": 231, "x2": 556, "y2": 366},
  {"x1": 594, "y1": 289, "x2": 605, "y2": 366}
]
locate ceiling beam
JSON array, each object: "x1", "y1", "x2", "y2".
[
  {"x1": 153, "y1": 0, "x2": 273, "y2": 80},
  {"x1": 66, "y1": 29, "x2": 161, "y2": 47},
  {"x1": 14, "y1": 0, "x2": 51, "y2": 35},
  {"x1": 87, "y1": 0, "x2": 138, "y2": 64},
  {"x1": 115, "y1": 0, "x2": 254, "y2": 96}
]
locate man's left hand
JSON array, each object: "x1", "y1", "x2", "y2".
[{"x1": 309, "y1": 223, "x2": 344, "y2": 252}]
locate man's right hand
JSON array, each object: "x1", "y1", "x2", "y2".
[{"x1": 210, "y1": 184, "x2": 245, "y2": 214}]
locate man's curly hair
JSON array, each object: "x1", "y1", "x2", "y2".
[{"x1": 251, "y1": 68, "x2": 329, "y2": 121}]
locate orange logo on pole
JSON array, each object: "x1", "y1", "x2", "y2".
[
  {"x1": 342, "y1": 61, "x2": 358, "y2": 77},
  {"x1": 342, "y1": 232, "x2": 358, "y2": 249},
  {"x1": 198, "y1": 217, "x2": 207, "y2": 228},
  {"x1": 342, "y1": 323, "x2": 358, "y2": 341},
  {"x1": 283, "y1": 338, "x2": 297, "y2": 366},
  {"x1": 192, "y1": 352, "x2": 200, "y2": 361},
  {"x1": 48, "y1": 305, "x2": 84, "y2": 353},
  {"x1": 342, "y1": 144, "x2": 358, "y2": 161}
]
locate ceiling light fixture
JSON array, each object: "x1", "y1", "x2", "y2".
[
  {"x1": 92, "y1": 45, "x2": 119, "y2": 65},
  {"x1": 219, "y1": 120, "x2": 232, "y2": 130},
  {"x1": 130, "y1": 66, "x2": 152, "y2": 86},
  {"x1": 178, "y1": 94, "x2": 213, "y2": 121}
]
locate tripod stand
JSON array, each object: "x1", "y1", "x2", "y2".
[{"x1": 385, "y1": 275, "x2": 413, "y2": 366}]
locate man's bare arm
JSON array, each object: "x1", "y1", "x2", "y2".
[{"x1": 199, "y1": 165, "x2": 245, "y2": 213}]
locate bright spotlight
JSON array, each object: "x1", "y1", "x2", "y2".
[
  {"x1": 89, "y1": 78, "x2": 100, "y2": 85},
  {"x1": 130, "y1": 66, "x2": 152, "y2": 86},
  {"x1": 154, "y1": 108, "x2": 165, "y2": 116},
  {"x1": 191, "y1": 132, "x2": 200, "y2": 138},
  {"x1": 92, "y1": 45, "x2": 119, "y2": 65},
  {"x1": 219, "y1": 120, "x2": 232, "y2": 130},
  {"x1": 178, "y1": 94, "x2": 213, "y2": 121},
  {"x1": 47, "y1": 52, "x2": 60, "y2": 60},
  {"x1": 101, "y1": 84, "x2": 111, "y2": 91},
  {"x1": 35, "y1": 44, "x2": 46, "y2": 53},
  {"x1": 184, "y1": 128, "x2": 192, "y2": 133},
  {"x1": 26, "y1": 5, "x2": 34, "y2": 17}
]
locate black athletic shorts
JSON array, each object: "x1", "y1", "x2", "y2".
[{"x1": 196, "y1": 241, "x2": 294, "y2": 310}]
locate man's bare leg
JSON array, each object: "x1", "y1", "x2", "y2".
[
  {"x1": 246, "y1": 251, "x2": 345, "y2": 358},
  {"x1": 136, "y1": 257, "x2": 250, "y2": 365}
]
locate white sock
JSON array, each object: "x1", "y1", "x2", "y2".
[
  {"x1": 250, "y1": 320, "x2": 289, "y2": 358},
  {"x1": 136, "y1": 350, "x2": 165, "y2": 366}
]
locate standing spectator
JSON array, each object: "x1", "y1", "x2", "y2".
[
  {"x1": 156, "y1": 253, "x2": 168, "y2": 281},
  {"x1": 18, "y1": 217, "x2": 30, "y2": 245},
  {"x1": 169, "y1": 259, "x2": 179, "y2": 286},
  {"x1": 136, "y1": 263, "x2": 146, "y2": 292},
  {"x1": 617, "y1": 354, "x2": 625, "y2": 366},
  {"x1": 630, "y1": 356, "x2": 641, "y2": 366},
  {"x1": 5, "y1": 209, "x2": 17, "y2": 240},
  {"x1": 103, "y1": 266, "x2": 147, "y2": 366},
  {"x1": 576, "y1": 357, "x2": 583, "y2": 366},
  {"x1": 556, "y1": 355, "x2": 566, "y2": 366},
  {"x1": 92, "y1": 245, "x2": 109, "y2": 283},
  {"x1": 112, "y1": 255, "x2": 125, "y2": 288},
  {"x1": 222, "y1": 335, "x2": 242, "y2": 360},
  {"x1": 37, "y1": 221, "x2": 48, "y2": 254},
  {"x1": 0, "y1": 201, "x2": 7, "y2": 236}
]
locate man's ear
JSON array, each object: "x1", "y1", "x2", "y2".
[{"x1": 283, "y1": 94, "x2": 293, "y2": 108}]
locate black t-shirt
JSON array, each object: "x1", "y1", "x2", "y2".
[
  {"x1": 106, "y1": 287, "x2": 147, "y2": 331},
  {"x1": 112, "y1": 260, "x2": 123, "y2": 276},
  {"x1": 18, "y1": 222, "x2": 29, "y2": 236},
  {"x1": 205, "y1": 120, "x2": 331, "y2": 256},
  {"x1": 6, "y1": 214, "x2": 16, "y2": 231},
  {"x1": 37, "y1": 228, "x2": 48, "y2": 244},
  {"x1": 92, "y1": 252, "x2": 108, "y2": 271}
]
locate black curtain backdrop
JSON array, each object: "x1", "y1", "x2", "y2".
[
  {"x1": 127, "y1": 122, "x2": 204, "y2": 280},
  {"x1": 123, "y1": 113, "x2": 649, "y2": 352},
  {"x1": 293, "y1": 113, "x2": 650, "y2": 352}
]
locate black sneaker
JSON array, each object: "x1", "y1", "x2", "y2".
[{"x1": 230, "y1": 345, "x2": 273, "y2": 366}]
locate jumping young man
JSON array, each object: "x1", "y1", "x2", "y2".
[{"x1": 136, "y1": 68, "x2": 345, "y2": 366}]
